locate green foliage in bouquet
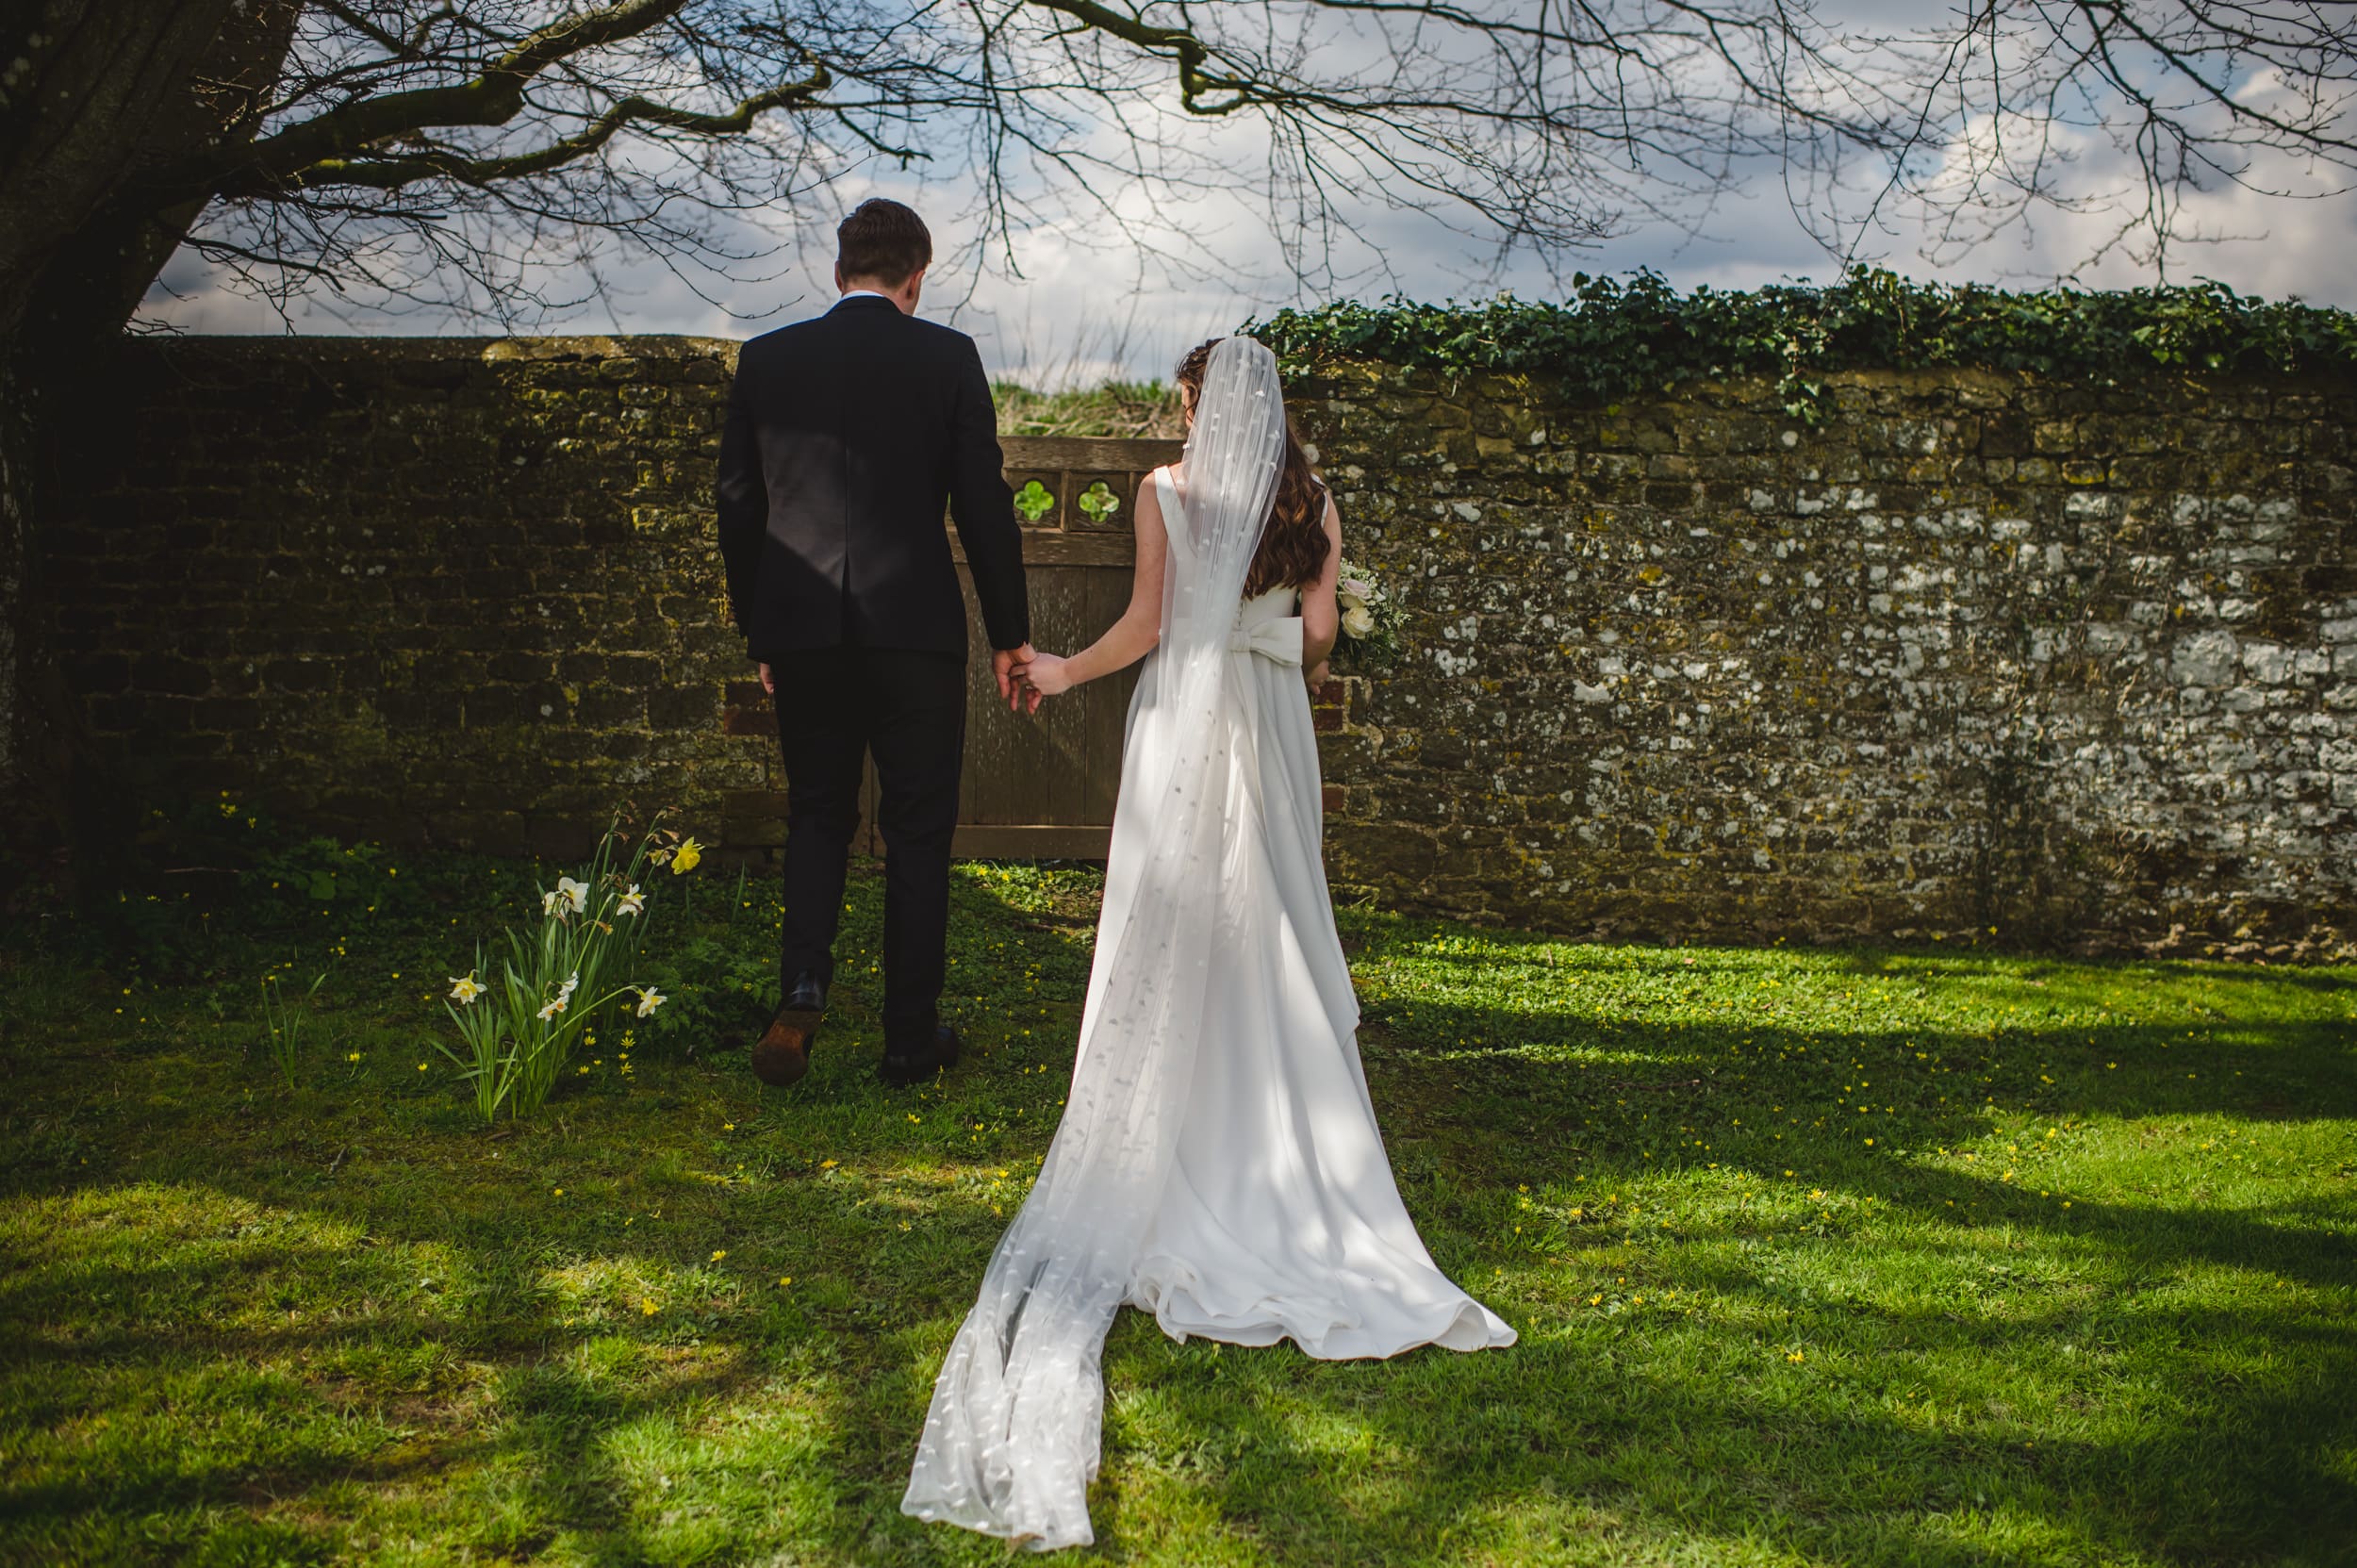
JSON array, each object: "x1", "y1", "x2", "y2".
[{"x1": 1331, "y1": 559, "x2": 1404, "y2": 672}]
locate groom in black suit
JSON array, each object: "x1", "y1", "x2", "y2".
[{"x1": 716, "y1": 198, "x2": 1031, "y2": 1088}]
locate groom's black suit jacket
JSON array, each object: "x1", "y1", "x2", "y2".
[{"x1": 717, "y1": 295, "x2": 1030, "y2": 661}]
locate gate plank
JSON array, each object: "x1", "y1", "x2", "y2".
[{"x1": 832, "y1": 436, "x2": 1178, "y2": 863}]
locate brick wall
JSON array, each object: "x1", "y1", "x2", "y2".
[{"x1": 49, "y1": 336, "x2": 2357, "y2": 956}]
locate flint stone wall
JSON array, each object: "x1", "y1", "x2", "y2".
[
  {"x1": 1293, "y1": 361, "x2": 2357, "y2": 958},
  {"x1": 50, "y1": 335, "x2": 2357, "y2": 957}
]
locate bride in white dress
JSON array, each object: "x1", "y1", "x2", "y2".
[{"x1": 901, "y1": 337, "x2": 1514, "y2": 1551}]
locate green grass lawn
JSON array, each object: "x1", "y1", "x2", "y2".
[{"x1": 3, "y1": 855, "x2": 2353, "y2": 1566}]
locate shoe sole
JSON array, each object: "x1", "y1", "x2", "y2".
[{"x1": 750, "y1": 1008, "x2": 821, "y2": 1087}]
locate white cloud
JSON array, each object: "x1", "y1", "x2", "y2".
[{"x1": 142, "y1": 57, "x2": 2357, "y2": 381}]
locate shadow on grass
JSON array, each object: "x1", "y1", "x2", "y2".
[{"x1": 3, "y1": 878, "x2": 2353, "y2": 1563}]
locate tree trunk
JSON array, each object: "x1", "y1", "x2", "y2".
[
  {"x1": 0, "y1": 345, "x2": 68, "y2": 897},
  {"x1": 0, "y1": 1, "x2": 298, "y2": 899}
]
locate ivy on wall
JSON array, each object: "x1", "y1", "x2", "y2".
[{"x1": 1250, "y1": 267, "x2": 2357, "y2": 420}]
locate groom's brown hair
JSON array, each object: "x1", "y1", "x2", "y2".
[{"x1": 836, "y1": 198, "x2": 931, "y2": 288}]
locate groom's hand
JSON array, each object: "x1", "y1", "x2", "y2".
[{"x1": 993, "y1": 644, "x2": 1036, "y2": 711}]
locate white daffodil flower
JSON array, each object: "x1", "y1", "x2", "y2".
[
  {"x1": 635, "y1": 987, "x2": 668, "y2": 1017},
  {"x1": 556, "y1": 876, "x2": 589, "y2": 914},
  {"x1": 617, "y1": 884, "x2": 646, "y2": 916},
  {"x1": 536, "y1": 995, "x2": 569, "y2": 1022},
  {"x1": 557, "y1": 973, "x2": 579, "y2": 999},
  {"x1": 449, "y1": 974, "x2": 485, "y2": 1005},
  {"x1": 541, "y1": 888, "x2": 564, "y2": 916}
]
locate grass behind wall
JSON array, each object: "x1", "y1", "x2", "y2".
[
  {"x1": 995, "y1": 380, "x2": 1184, "y2": 439},
  {"x1": 2, "y1": 847, "x2": 2353, "y2": 1566}
]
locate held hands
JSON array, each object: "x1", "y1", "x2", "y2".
[
  {"x1": 1015, "y1": 652, "x2": 1075, "y2": 701},
  {"x1": 992, "y1": 643, "x2": 1077, "y2": 713},
  {"x1": 992, "y1": 644, "x2": 1037, "y2": 713}
]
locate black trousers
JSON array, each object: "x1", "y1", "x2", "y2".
[{"x1": 769, "y1": 647, "x2": 966, "y2": 1052}]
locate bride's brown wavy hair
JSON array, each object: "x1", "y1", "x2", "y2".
[{"x1": 1175, "y1": 338, "x2": 1329, "y2": 598}]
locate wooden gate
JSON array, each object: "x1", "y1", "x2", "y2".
[{"x1": 855, "y1": 435, "x2": 1179, "y2": 860}]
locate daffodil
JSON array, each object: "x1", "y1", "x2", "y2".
[
  {"x1": 449, "y1": 973, "x2": 486, "y2": 1005},
  {"x1": 670, "y1": 837, "x2": 703, "y2": 875},
  {"x1": 556, "y1": 875, "x2": 589, "y2": 913},
  {"x1": 616, "y1": 883, "x2": 646, "y2": 916},
  {"x1": 537, "y1": 994, "x2": 569, "y2": 1022},
  {"x1": 635, "y1": 986, "x2": 667, "y2": 1017}
]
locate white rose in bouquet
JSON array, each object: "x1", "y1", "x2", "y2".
[{"x1": 1328, "y1": 556, "x2": 1399, "y2": 669}]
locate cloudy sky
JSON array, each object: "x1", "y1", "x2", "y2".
[{"x1": 141, "y1": 9, "x2": 2357, "y2": 388}]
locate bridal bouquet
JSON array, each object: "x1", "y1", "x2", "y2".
[
  {"x1": 1332, "y1": 559, "x2": 1403, "y2": 671},
  {"x1": 435, "y1": 818, "x2": 692, "y2": 1124}
]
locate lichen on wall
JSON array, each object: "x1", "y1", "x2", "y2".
[
  {"x1": 1289, "y1": 361, "x2": 2355, "y2": 958},
  {"x1": 48, "y1": 336, "x2": 2357, "y2": 958},
  {"x1": 56, "y1": 336, "x2": 761, "y2": 859}
]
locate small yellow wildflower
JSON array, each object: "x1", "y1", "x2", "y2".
[{"x1": 710, "y1": 1249, "x2": 727, "y2": 1262}]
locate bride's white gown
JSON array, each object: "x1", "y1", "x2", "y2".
[
  {"x1": 1112, "y1": 471, "x2": 1515, "y2": 1360},
  {"x1": 905, "y1": 373, "x2": 1511, "y2": 1553}
]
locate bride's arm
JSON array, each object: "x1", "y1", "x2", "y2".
[
  {"x1": 1021, "y1": 475, "x2": 1169, "y2": 695},
  {"x1": 1299, "y1": 493, "x2": 1344, "y2": 674}
]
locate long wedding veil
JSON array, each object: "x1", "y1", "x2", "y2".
[{"x1": 902, "y1": 338, "x2": 1290, "y2": 1549}]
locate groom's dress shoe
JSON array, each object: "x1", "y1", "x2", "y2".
[
  {"x1": 750, "y1": 972, "x2": 828, "y2": 1087},
  {"x1": 881, "y1": 1024, "x2": 961, "y2": 1088}
]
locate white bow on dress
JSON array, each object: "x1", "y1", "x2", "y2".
[{"x1": 1229, "y1": 614, "x2": 1304, "y2": 665}]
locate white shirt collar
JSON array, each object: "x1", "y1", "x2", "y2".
[{"x1": 839, "y1": 289, "x2": 893, "y2": 303}]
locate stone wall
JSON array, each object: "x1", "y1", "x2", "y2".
[
  {"x1": 55, "y1": 337, "x2": 753, "y2": 856},
  {"x1": 48, "y1": 336, "x2": 2357, "y2": 956},
  {"x1": 1293, "y1": 362, "x2": 2356, "y2": 958}
]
